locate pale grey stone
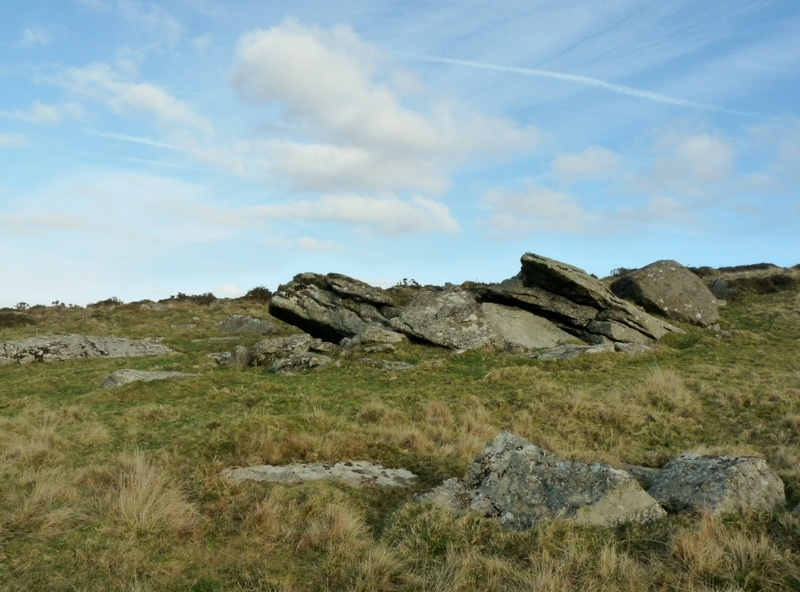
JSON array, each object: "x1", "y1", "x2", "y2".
[
  {"x1": 481, "y1": 302, "x2": 575, "y2": 350},
  {"x1": 648, "y1": 454, "x2": 785, "y2": 514},
  {"x1": 0, "y1": 335, "x2": 174, "y2": 364},
  {"x1": 222, "y1": 461, "x2": 417, "y2": 488},
  {"x1": 531, "y1": 343, "x2": 615, "y2": 361}
]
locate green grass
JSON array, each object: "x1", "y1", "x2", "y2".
[{"x1": 1, "y1": 291, "x2": 799, "y2": 590}]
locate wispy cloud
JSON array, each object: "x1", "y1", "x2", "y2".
[
  {"x1": 84, "y1": 129, "x2": 182, "y2": 150},
  {"x1": 0, "y1": 133, "x2": 28, "y2": 147},
  {"x1": 14, "y1": 27, "x2": 51, "y2": 49},
  {"x1": 418, "y1": 56, "x2": 757, "y2": 116},
  {"x1": 0, "y1": 101, "x2": 85, "y2": 125}
]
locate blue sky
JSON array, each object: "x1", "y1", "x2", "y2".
[{"x1": 1, "y1": 0, "x2": 799, "y2": 307}]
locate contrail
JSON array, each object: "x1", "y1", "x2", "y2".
[
  {"x1": 83, "y1": 129, "x2": 181, "y2": 150},
  {"x1": 418, "y1": 56, "x2": 756, "y2": 116}
]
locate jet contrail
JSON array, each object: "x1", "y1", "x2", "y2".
[{"x1": 418, "y1": 56, "x2": 755, "y2": 116}]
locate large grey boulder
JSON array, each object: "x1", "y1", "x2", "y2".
[
  {"x1": 269, "y1": 273, "x2": 399, "y2": 343},
  {"x1": 0, "y1": 335, "x2": 174, "y2": 364},
  {"x1": 481, "y1": 303, "x2": 576, "y2": 351},
  {"x1": 648, "y1": 454, "x2": 785, "y2": 514},
  {"x1": 389, "y1": 288, "x2": 576, "y2": 352},
  {"x1": 390, "y1": 287, "x2": 500, "y2": 350},
  {"x1": 479, "y1": 253, "x2": 682, "y2": 344},
  {"x1": 422, "y1": 433, "x2": 666, "y2": 530},
  {"x1": 101, "y1": 369, "x2": 198, "y2": 389},
  {"x1": 610, "y1": 260, "x2": 719, "y2": 327}
]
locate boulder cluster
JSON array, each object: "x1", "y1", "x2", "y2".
[
  {"x1": 417, "y1": 433, "x2": 788, "y2": 529},
  {"x1": 263, "y1": 253, "x2": 706, "y2": 362}
]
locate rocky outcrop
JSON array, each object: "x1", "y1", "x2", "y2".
[
  {"x1": 222, "y1": 461, "x2": 417, "y2": 488},
  {"x1": 269, "y1": 273, "x2": 399, "y2": 342},
  {"x1": 249, "y1": 334, "x2": 334, "y2": 375},
  {"x1": 0, "y1": 335, "x2": 174, "y2": 364},
  {"x1": 216, "y1": 314, "x2": 275, "y2": 335},
  {"x1": 478, "y1": 253, "x2": 683, "y2": 345},
  {"x1": 101, "y1": 369, "x2": 198, "y2": 389},
  {"x1": 267, "y1": 253, "x2": 683, "y2": 353},
  {"x1": 421, "y1": 433, "x2": 666, "y2": 530},
  {"x1": 481, "y1": 303, "x2": 576, "y2": 350},
  {"x1": 648, "y1": 454, "x2": 785, "y2": 514},
  {"x1": 390, "y1": 287, "x2": 499, "y2": 350},
  {"x1": 610, "y1": 260, "x2": 719, "y2": 327}
]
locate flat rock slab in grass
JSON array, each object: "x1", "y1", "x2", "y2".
[
  {"x1": 0, "y1": 334, "x2": 174, "y2": 364},
  {"x1": 222, "y1": 461, "x2": 417, "y2": 488},
  {"x1": 648, "y1": 454, "x2": 785, "y2": 514},
  {"x1": 101, "y1": 369, "x2": 199, "y2": 389}
]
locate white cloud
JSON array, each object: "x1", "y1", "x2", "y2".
[
  {"x1": 230, "y1": 20, "x2": 537, "y2": 194},
  {"x1": 0, "y1": 101, "x2": 86, "y2": 125},
  {"x1": 481, "y1": 182, "x2": 590, "y2": 235},
  {"x1": 0, "y1": 133, "x2": 28, "y2": 147},
  {"x1": 58, "y1": 64, "x2": 213, "y2": 135},
  {"x1": 551, "y1": 146, "x2": 620, "y2": 182},
  {"x1": 255, "y1": 194, "x2": 460, "y2": 236},
  {"x1": 14, "y1": 27, "x2": 51, "y2": 49}
]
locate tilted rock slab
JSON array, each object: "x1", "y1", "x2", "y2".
[
  {"x1": 0, "y1": 334, "x2": 174, "y2": 364},
  {"x1": 390, "y1": 287, "x2": 500, "y2": 350},
  {"x1": 101, "y1": 369, "x2": 199, "y2": 389},
  {"x1": 480, "y1": 253, "x2": 683, "y2": 344},
  {"x1": 422, "y1": 433, "x2": 666, "y2": 530},
  {"x1": 222, "y1": 461, "x2": 417, "y2": 488},
  {"x1": 269, "y1": 272, "x2": 399, "y2": 343},
  {"x1": 610, "y1": 260, "x2": 719, "y2": 327},
  {"x1": 648, "y1": 454, "x2": 785, "y2": 514},
  {"x1": 390, "y1": 287, "x2": 576, "y2": 352}
]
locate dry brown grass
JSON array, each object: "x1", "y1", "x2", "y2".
[{"x1": 109, "y1": 451, "x2": 198, "y2": 536}]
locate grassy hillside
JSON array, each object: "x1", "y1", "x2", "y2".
[{"x1": 1, "y1": 289, "x2": 799, "y2": 591}]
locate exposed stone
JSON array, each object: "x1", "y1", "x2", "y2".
[
  {"x1": 249, "y1": 334, "x2": 315, "y2": 366},
  {"x1": 479, "y1": 253, "x2": 682, "y2": 344},
  {"x1": 416, "y1": 478, "x2": 471, "y2": 511},
  {"x1": 363, "y1": 344, "x2": 397, "y2": 354},
  {"x1": 222, "y1": 461, "x2": 417, "y2": 488},
  {"x1": 216, "y1": 314, "x2": 275, "y2": 335},
  {"x1": 269, "y1": 352, "x2": 333, "y2": 375},
  {"x1": 648, "y1": 454, "x2": 785, "y2": 514},
  {"x1": 481, "y1": 303, "x2": 576, "y2": 351},
  {"x1": 613, "y1": 342, "x2": 656, "y2": 356},
  {"x1": 390, "y1": 287, "x2": 499, "y2": 350},
  {"x1": 269, "y1": 273, "x2": 398, "y2": 342},
  {"x1": 622, "y1": 465, "x2": 662, "y2": 490},
  {"x1": 0, "y1": 335, "x2": 174, "y2": 364},
  {"x1": 358, "y1": 358, "x2": 414, "y2": 372},
  {"x1": 528, "y1": 343, "x2": 615, "y2": 361},
  {"x1": 423, "y1": 433, "x2": 665, "y2": 530},
  {"x1": 101, "y1": 369, "x2": 198, "y2": 389},
  {"x1": 610, "y1": 260, "x2": 719, "y2": 327}
]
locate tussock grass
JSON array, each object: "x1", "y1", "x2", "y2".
[
  {"x1": 109, "y1": 451, "x2": 198, "y2": 536},
  {"x1": 1, "y1": 290, "x2": 800, "y2": 589}
]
